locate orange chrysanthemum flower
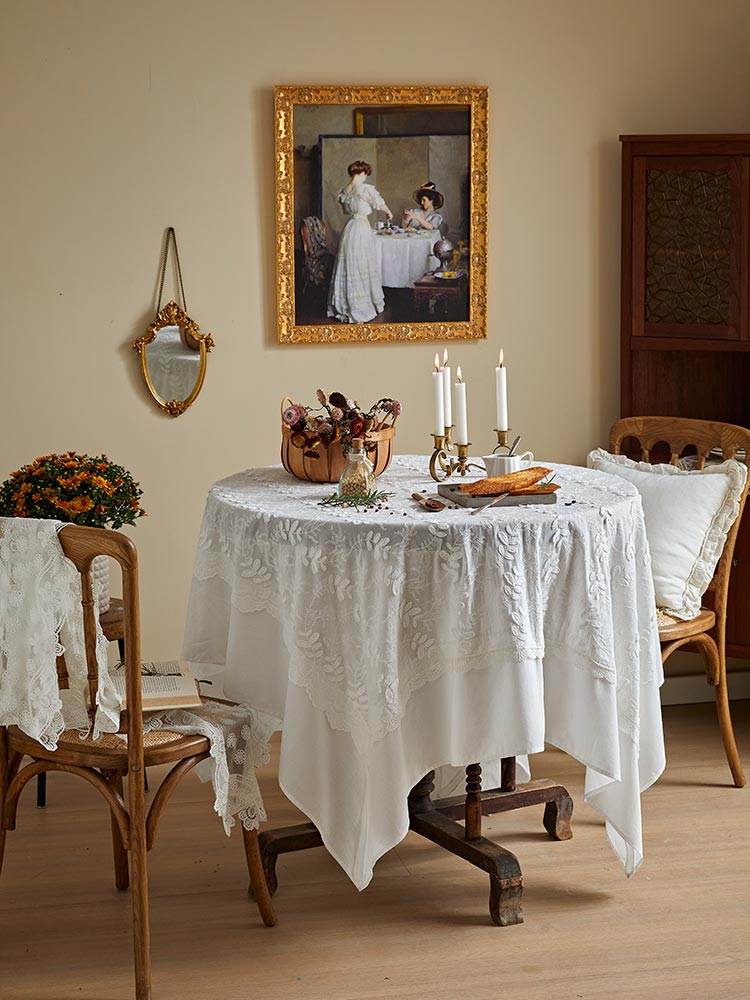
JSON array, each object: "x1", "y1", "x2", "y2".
[
  {"x1": 59, "y1": 496, "x2": 94, "y2": 514},
  {"x1": 0, "y1": 452, "x2": 145, "y2": 529}
]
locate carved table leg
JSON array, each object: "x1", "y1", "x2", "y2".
[
  {"x1": 434, "y1": 765, "x2": 574, "y2": 843},
  {"x1": 489, "y1": 872, "x2": 524, "y2": 926},
  {"x1": 543, "y1": 792, "x2": 574, "y2": 841},
  {"x1": 408, "y1": 770, "x2": 524, "y2": 926},
  {"x1": 251, "y1": 758, "x2": 571, "y2": 927},
  {"x1": 251, "y1": 822, "x2": 323, "y2": 898},
  {"x1": 465, "y1": 763, "x2": 482, "y2": 840}
]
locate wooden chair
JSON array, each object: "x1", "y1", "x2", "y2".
[
  {"x1": 300, "y1": 216, "x2": 333, "y2": 302},
  {"x1": 609, "y1": 416, "x2": 750, "y2": 788},
  {"x1": 36, "y1": 597, "x2": 127, "y2": 808},
  {"x1": 0, "y1": 525, "x2": 276, "y2": 1000}
]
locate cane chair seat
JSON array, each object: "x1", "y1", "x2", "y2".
[
  {"x1": 7, "y1": 723, "x2": 209, "y2": 770},
  {"x1": 656, "y1": 607, "x2": 716, "y2": 641}
]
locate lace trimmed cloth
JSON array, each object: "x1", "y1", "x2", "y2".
[
  {"x1": 183, "y1": 457, "x2": 666, "y2": 886},
  {"x1": 0, "y1": 517, "x2": 119, "y2": 747},
  {"x1": 143, "y1": 702, "x2": 276, "y2": 834},
  {"x1": 0, "y1": 517, "x2": 272, "y2": 834}
]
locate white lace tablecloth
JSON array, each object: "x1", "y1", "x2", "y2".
[{"x1": 183, "y1": 456, "x2": 665, "y2": 889}]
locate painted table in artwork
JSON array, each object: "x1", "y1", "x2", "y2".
[
  {"x1": 373, "y1": 229, "x2": 441, "y2": 287},
  {"x1": 413, "y1": 271, "x2": 469, "y2": 320},
  {"x1": 182, "y1": 456, "x2": 665, "y2": 924}
]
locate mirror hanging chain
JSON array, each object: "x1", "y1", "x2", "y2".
[{"x1": 157, "y1": 226, "x2": 188, "y2": 314}]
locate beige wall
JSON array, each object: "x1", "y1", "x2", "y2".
[{"x1": 2, "y1": 0, "x2": 749, "y2": 661}]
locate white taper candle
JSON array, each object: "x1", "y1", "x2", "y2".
[
  {"x1": 454, "y1": 366, "x2": 468, "y2": 445},
  {"x1": 495, "y1": 349, "x2": 508, "y2": 431},
  {"x1": 442, "y1": 348, "x2": 452, "y2": 428},
  {"x1": 432, "y1": 354, "x2": 445, "y2": 435}
]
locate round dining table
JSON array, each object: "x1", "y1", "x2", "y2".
[{"x1": 182, "y1": 455, "x2": 665, "y2": 920}]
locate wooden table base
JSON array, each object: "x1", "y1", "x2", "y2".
[{"x1": 255, "y1": 759, "x2": 573, "y2": 926}]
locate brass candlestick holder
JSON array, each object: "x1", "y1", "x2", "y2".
[
  {"x1": 492, "y1": 428, "x2": 512, "y2": 454},
  {"x1": 429, "y1": 427, "x2": 485, "y2": 482},
  {"x1": 429, "y1": 427, "x2": 516, "y2": 482}
]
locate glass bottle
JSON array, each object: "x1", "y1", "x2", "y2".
[{"x1": 338, "y1": 437, "x2": 375, "y2": 498}]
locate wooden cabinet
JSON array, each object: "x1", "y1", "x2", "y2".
[{"x1": 620, "y1": 135, "x2": 750, "y2": 656}]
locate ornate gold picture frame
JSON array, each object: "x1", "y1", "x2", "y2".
[{"x1": 275, "y1": 85, "x2": 488, "y2": 344}]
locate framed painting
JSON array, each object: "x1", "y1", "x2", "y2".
[{"x1": 275, "y1": 85, "x2": 488, "y2": 344}]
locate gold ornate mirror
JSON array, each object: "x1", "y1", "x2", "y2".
[
  {"x1": 133, "y1": 300, "x2": 214, "y2": 417},
  {"x1": 133, "y1": 228, "x2": 215, "y2": 416}
]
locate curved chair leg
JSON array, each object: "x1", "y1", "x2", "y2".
[
  {"x1": 713, "y1": 670, "x2": 746, "y2": 788},
  {"x1": 36, "y1": 773, "x2": 46, "y2": 808},
  {"x1": 0, "y1": 729, "x2": 7, "y2": 881},
  {"x1": 130, "y1": 834, "x2": 151, "y2": 1000},
  {"x1": 695, "y1": 635, "x2": 746, "y2": 788},
  {"x1": 127, "y1": 767, "x2": 152, "y2": 1000},
  {"x1": 105, "y1": 770, "x2": 129, "y2": 891},
  {"x1": 242, "y1": 826, "x2": 277, "y2": 927}
]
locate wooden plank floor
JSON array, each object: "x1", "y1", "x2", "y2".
[{"x1": 1, "y1": 702, "x2": 748, "y2": 999}]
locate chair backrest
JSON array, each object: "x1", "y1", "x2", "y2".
[
  {"x1": 300, "y1": 216, "x2": 332, "y2": 285},
  {"x1": 609, "y1": 416, "x2": 750, "y2": 626},
  {"x1": 57, "y1": 525, "x2": 144, "y2": 765}
]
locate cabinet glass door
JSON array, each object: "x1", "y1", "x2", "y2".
[{"x1": 632, "y1": 155, "x2": 748, "y2": 343}]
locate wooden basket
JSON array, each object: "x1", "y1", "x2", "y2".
[{"x1": 280, "y1": 399, "x2": 397, "y2": 484}]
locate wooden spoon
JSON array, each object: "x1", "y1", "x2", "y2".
[{"x1": 411, "y1": 493, "x2": 446, "y2": 512}]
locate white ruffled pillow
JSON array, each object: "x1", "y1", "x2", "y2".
[{"x1": 587, "y1": 449, "x2": 747, "y2": 620}]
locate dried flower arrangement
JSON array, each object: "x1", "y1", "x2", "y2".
[
  {"x1": 0, "y1": 452, "x2": 146, "y2": 529},
  {"x1": 282, "y1": 390, "x2": 401, "y2": 460}
]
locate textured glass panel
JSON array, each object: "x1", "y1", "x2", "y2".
[{"x1": 646, "y1": 169, "x2": 731, "y2": 325}]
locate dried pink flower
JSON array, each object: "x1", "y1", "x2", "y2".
[
  {"x1": 330, "y1": 406, "x2": 344, "y2": 422},
  {"x1": 282, "y1": 403, "x2": 303, "y2": 426}
]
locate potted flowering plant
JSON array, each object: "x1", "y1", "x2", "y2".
[
  {"x1": 0, "y1": 452, "x2": 147, "y2": 611},
  {"x1": 281, "y1": 390, "x2": 401, "y2": 483}
]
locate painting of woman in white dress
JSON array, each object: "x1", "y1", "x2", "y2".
[{"x1": 327, "y1": 160, "x2": 393, "y2": 324}]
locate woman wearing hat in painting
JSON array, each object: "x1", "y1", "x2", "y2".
[
  {"x1": 327, "y1": 160, "x2": 393, "y2": 324},
  {"x1": 403, "y1": 181, "x2": 444, "y2": 232}
]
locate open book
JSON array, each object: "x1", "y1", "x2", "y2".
[{"x1": 111, "y1": 660, "x2": 202, "y2": 712}]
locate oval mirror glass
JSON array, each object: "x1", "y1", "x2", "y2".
[{"x1": 133, "y1": 302, "x2": 214, "y2": 417}]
